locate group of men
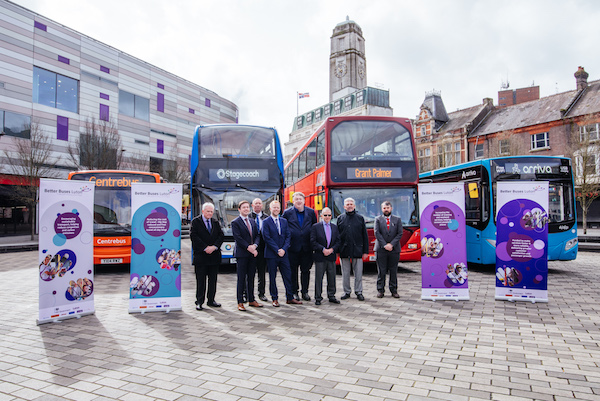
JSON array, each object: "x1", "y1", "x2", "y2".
[{"x1": 190, "y1": 192, "x2": 404, "y2": 311}]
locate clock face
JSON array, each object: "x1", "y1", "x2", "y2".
[
  {"x1": 358, "y1": 67, "x2": 365, "y2": 79},
  {"x1": 334, "y1": 62, "x2": 347, "y2": 78}
]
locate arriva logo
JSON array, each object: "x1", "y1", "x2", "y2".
[
  {"x1": 522, "y1": 165, "x2": 552, "y2": 174},
  {"x1": 559, "y1": 225, "x2": 569, "y2": 230}
]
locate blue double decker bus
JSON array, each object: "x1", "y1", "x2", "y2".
[
  {"x1": 190, "y1": 124, "x2": 284, "y2": 264},
  {"x1": 419, "y1": 156, "x2": 578, "y2": 265}
]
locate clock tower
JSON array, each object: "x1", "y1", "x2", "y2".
[{"x1": 329, "y1": 16, "x2": 366, "y2": 102}]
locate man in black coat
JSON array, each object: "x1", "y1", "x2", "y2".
[
  {"x1": 282, "y1": 192, "x2": 317, "y2": 301},
  {"x1": 337, "y1": 197, "x2": 369, "y2": 301},
  {"x1": 190, "y1": 202, "x2": 224, "y2": 310},
  {"x1": 310, "y1": 207, "x2": 340, "y2": 305},
  {"x1": 374, "y1": 201, "x2": 403, "y2": 298}
]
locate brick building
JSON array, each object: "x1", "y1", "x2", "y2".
[{"x1": 498, "y1": 85, "x2": 540, "y2": 108}]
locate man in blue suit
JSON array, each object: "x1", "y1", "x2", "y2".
[
  {"x1": 310, "y1": 207, "x2": 341, "y2": 305},
  {"x1": 261, "y1": 200, "x2": 302, "y2": 307},
  {"x1": 231, "y1": 200, "x2": 263, "y2": 311},
  {"x1": 282, "y1": 192, "x2": 318, "y2": 301}
]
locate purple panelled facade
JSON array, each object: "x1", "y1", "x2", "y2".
[
  {"x1": 58, "y1": 55, "x2": 70, "y2": 64},
  {"x1": 157, "y1": 93, "x2": 164, "y2": 112},
  {"x1": 157, "y1": 83, "x2": 164, "y2": 89},
  {"x1": 100, "y1": 93, "x2": 109, "y2": 100},
  {"x1": 34, "y1": 21, "x2": 47, "y2": 31},
  {"x1": 57, "y1": 116, "x2": 68, "y2": 140},
  {"x1": 100, "y1": 65, "x2": 110, "y2": 74},
  {"x1": 205, "y1": 98, "x2": 211, "y2": 107},
  {"x1": 189, "y1": 108, "x2": 195, "y2": 114},
  {"x1": 157, "y1": 139, "x2": 164, "y2": 154}
]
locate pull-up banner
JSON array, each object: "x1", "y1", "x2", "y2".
[
  {"x1": 495, "y1": 181, "x2": 549, "y2": 303},
  {"x1": 38, "y1": 179, "x2": 95, "y2": 324},
  {"x1": 129, "y1": 183, "x2": 183, "y2": 313},
  {"x1": 419, "y1": 183, "x2": 469, "y2": 301}
]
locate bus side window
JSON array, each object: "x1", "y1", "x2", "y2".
[
  {"x1": 298, "y1": 149, "x2": 307, "y2": 178},
  {"x1": 307, "y1": 138, "x2": 317, "y2": 174},
  {"x1": 317, "y1": 130, "x2": 325, "y2": 167},
  {"x1": 465, "y1": 181, "x2": 481, "y2": 222}
]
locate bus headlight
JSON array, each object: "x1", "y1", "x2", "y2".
[
  {"x1": 486, "y1": 239, "x2": 496, "y2": 248},
  {"x1": 565, "y1": 238, "x2": 578, "y2": 251},
  {"x1": 407, "y1": 243, "x2": 418, "y2": 249}
]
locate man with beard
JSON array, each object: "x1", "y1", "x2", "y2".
[
  {"x1": 337, "y1": 197, "x2": 369, "y2": 301},
  {"x1": 374, "y1": 201, "x2": 403, "y2": 298}
]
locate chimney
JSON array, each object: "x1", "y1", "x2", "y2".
[{"x1": 575, "y1": 66, "x2": 589, "y2": 91}]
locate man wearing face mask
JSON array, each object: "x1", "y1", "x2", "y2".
[
  {"x1": 337, "y1": 197, "x2": 369, "y2": 301},
  {"x1": 374, "y1": 201, "x2": 403, "y2": 298}
]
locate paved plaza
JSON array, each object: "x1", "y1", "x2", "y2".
[{"x1": 1, "y1": 242, "x2": 600, "y2": 401}]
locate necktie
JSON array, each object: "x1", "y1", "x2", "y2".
[
  {"x1": 245, "y1": 218, "x2": 252, "y2": 235},
  {"x1": 276, "y1": 218, "x2": 281, "y2": 235},
  {"x1": 256, "y1": 215, "x2": 260, "y2": 232},
  {"x1": 325, "y1": 223, "x2": 331, "y2": 247},
  {"x1": 206, "y1": 218, "x2": 211, "y2": 232},
  {"x1": 386, "y1": 217, "x2": 390, "y2": 230}
]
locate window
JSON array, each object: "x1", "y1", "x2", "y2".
[
  {"x1": 453, "y1": 142, "x2": 461, "y2": 164},
  {"x1": 298, "y1": 149, "x2": 307, "y2": 178},
  {"x1": 199, "y1": 126, "x2": 275, "y2": 158},
  {"x1": 2, "y1": 110, "x2": 31, "y2": 139},
  {"x1": 530, "y1": 132, "x2": 549, "y2": 150},
  {"x1": 119, "y1": 90, "x2": 149, "y2": 121},
  {"x1": 99, "y1": 104, "x2": 109, "y2": 122},
  {"x1": 499, "y1": 139, "x2": 510, "y2": 155},
  {"x1": 316, "y1": 130, "x2": 325, "y2": 166},
  {"x1": 577, "y1": 152, "x2": 598, "y2": 176},
  {"x1": 33, "y1": 66, "x2": 78, "y2": 113},
  {"x1": 580, "y1": 123, "x2": 599, "y2": 142},
  {"x1": 444, "y1": 143, "x2": 453, "y2": 166},
  {"x1": 420, "y1": 126, "x2": 426, "y2": 137},
  {"x1": 306, "y1": 138, "x2": 317, "y2": 174},
  {"x1": 437, "y1": 145, "x2": 443, "y2": 167},
  {"x1": 418, "y1": 148, "x2": 431, "y2": 172},
  {"x1": 475, "y1": 143, "x2": 484, "y2": 159}
]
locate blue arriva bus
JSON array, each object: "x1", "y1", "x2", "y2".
[
  {"x1": 190, "y1": 124, "x2": 284, "y2": 264},
  {"x1": 419, "y1": 156, "x2": 578, "y2": 265}
]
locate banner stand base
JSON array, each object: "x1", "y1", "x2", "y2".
[
  {"x1": 422, "y1": 296, "x2": 470, "y2": 302},
  {"x1": 37, "y1": 311, "x2": 95, "y2": 326},
  {"x1": 129, "y1": 307, "x2": 182, "y2": 314},
  {"x1": 495, "y1": 296, "x2": 547, "y2": 304}
]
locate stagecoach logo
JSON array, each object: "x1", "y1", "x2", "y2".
[{"x1": 209, "y1": 168, "x2": 269, "y2": 182}]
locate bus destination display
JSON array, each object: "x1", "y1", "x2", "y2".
[{"x1": 346, "y1": 167, "x2": 402, "y2": 180}]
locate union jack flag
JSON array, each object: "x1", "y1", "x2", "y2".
[{"x1": 298, "y1": 92, "x2": 310, "y2": 99}]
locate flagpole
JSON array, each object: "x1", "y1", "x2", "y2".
[{"x1": 296, "y1": 92, "x2": 299, "y2": 117}]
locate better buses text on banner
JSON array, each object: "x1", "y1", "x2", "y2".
[
  {"x1": 129, "y1": 183, "x2": 183, "y2": 313},
  {"x1": 419, "y1": 183, "x2": 469, "y2": 301},
  {"x1": 38, "y1": 179, "x2": 95, "y2": 324},
  {"x1": 495, "y1": 181, "x2": 549, "y2": 303}
]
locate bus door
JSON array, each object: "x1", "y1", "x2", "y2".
[{"x1": 465, "y1": 180, "x2": 484, "y2": 264}]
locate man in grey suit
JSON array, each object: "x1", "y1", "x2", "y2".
[{"x1": 374, "y1": 201, "x2": 403, "y2": 298}]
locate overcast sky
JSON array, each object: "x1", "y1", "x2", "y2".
[{"x1": 11, "y1": 0, "x2": 600, "y2": 144}]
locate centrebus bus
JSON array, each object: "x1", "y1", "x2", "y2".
[
  {"x1": 419, "y1": 156, "x2": 578, "y2": 265},
  {"x1": 68, "y1": 170, "x2": 163, "y2": 265},
  {"x1": 190, "y1": 124, "x2": 284, "y2": 264},
  {"x1": 285, "y1": 116, "x2": 421, "y2": 262}
]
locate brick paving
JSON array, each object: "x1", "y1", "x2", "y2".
[{"x1": 1, "y1": 243, "x2": 600, "y2": 400}]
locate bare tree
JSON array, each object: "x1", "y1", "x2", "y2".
[
  {"x1": 3, "y1": 121, "x2": 58, "y2": 239},
  {"x1": 122, "y1": 150, "x2": 150, "y2": 172},
  {"x1": 68, "y1": 117, "x2": 124, "y2": 170},
  {"x1": 157, "y1": 149, "x2": 190, "y2": 184},
  {"x1": 488, "y1": 129, "x2": 523, "y2": 158},
  {"x1": 569, "y1": 117, "x2": 600, "y2": 234}
]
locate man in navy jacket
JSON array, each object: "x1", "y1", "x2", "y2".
[
  {"x1": 261, "y1": 200, "x2": 302, "y2": 306},
  {"x1": 231, "y1": 200, "x2": 263, "y2": 311},
  {"x1": 282, "y1": 192, "x2": 318, "y2": 301}
]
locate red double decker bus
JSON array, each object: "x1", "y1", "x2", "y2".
[{"x1": 285, "y1": 116, "x2": 421, "y2": 262}]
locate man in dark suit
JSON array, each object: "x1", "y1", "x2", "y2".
[
  {"x1": 261, "y1": 200, "x2": 302, "y2": 306},
  {"x1": 310, "y1": 207, "x2": 340, "y2": 305},
  {"x1": 374, "y1": 201, "x2": 403, "y2": 298},
  {"x1": 251, "y1": 198, "x2": 269, "y2": 302},
  {"x1": 282, "y1": 192, "x2": 318, "y2": 301},
  {"x1": 231, "y1": 200, "x2": 263, "y2": 311},
  {"x1": 190, "y1": 202, "x2": 224, "y2": 310}
]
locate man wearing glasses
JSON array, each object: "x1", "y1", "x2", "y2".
[{"x1": 310, "y1": 207, "x2": 340, "y2": 305}]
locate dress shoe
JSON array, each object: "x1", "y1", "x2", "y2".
[
  {"x1": 302, "y1": 293, "x2": 311, "y2": 301},
  {"x1": 207, "y1": 301, "x2": 221, "y2": 307},
  {"x1": 286, "y1": 299, "x2": 303, "y2": 305},
  {"x1": 357, "y1": 294, "x2": 365, "y2": 301},
  {"x1": 259, "y1": 295, "x2": 268, "y2": 302},
  {"x1": 248, "y1": 301, "x2": 263, "y2": 307},
  {"x1": 242, "y1": 296, "x2": 248, "y2": 303},
  {"x1": 392, "y1": 293, "x2": 400, "y2": 298},
  {"x1": 237, "y1": 303, "x2": 246, "y2": 311},
  {"x1": 329, "y1": 298, "x2": 340, "y2": 304},
  {"x1": 195, "y1": 304, "x2": 203, "y2": 311},
  {"x1": 315, "y1": 300, "x2": 321, "y2": 305},
  {"x1": 293, "y1": 293, "x2": 300, "y2": 301},
  {"x1": 377, "y1": 292, "x2": 384, "y2": 298},
  {"x1": 272, "y1": 300, "x2": 280, "y2": 307},
  {"x1": 341, "y1": 293, "x2": 351, "y2": 300}
]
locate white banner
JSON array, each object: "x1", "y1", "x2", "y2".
[
  {"x1": 495, "y1": 181, "x2": 549, "y2": 303},
  {"x1": 129, "y1": 183, "x2": 183, "y2": 313},
  {"x1": 38, "y1": 179, "x2": 95, "y2": 324}
]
